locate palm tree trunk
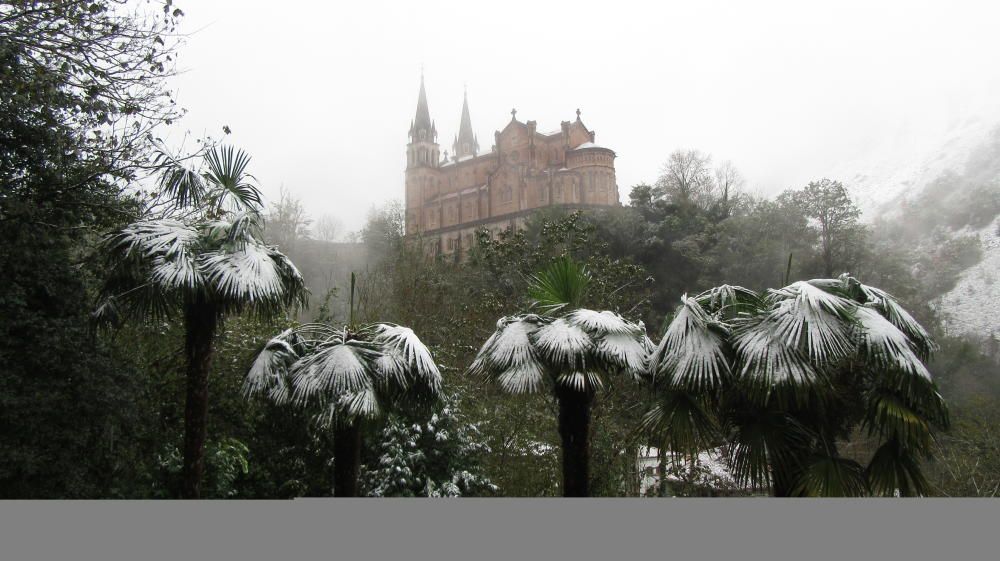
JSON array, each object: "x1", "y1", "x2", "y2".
[
  {"x1": 181, "y1": 300, "x2": 218, "y2": 499},
  {"x1": 333, "y1": 421, "x2": 362, "y2": 497},
  {"x1": 556, "y1": 386, "x2": 594, "y2": 497}
]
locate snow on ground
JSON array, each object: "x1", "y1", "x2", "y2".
[
  {"x1": 935, "y1": 216, "x2": 1000, "y2": 339},
  {"x1": 637, "y1": 446, "x2": 739, "y2": 495}
]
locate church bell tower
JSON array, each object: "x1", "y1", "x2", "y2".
[{"x1": 405, "y1": 73, "x2": 439, "y2": 234}]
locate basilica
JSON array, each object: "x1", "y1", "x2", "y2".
[{"x1": 404, "y1": 75, "x2": 621, "y2": 257}]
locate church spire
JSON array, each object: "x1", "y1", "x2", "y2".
[
  {"x1": 453, "y1": 86, "x2": 479, "y2": 160},
  {"x1": 409, "y1": 72, "x2": 436, "y2": 142},
  {"x1": 406, "y1": 71, "x2": 439, "y2": 170}
]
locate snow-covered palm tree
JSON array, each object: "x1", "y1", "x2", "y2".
[
  {"x1": 244, "y1": 318, "x2": 442, "y2": 497},
  {"x1": 645, "y1": 276, "x2": 948, "y2": 496},
  {"x1": 468, "y1": 257, "x2": 649, "y2": 496},
  {"x1": 96, "y1": 145, "x2": 307, "y2": 499}
]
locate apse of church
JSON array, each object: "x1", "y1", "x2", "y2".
[{"x1": 404, "y1": 75, "x2": 621, "y2": 257}]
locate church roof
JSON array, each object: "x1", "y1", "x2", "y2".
[{"x1": 573, "y1": 141, "x2": 611, "y2": 151}]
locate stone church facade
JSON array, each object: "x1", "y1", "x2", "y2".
[{"x1": 404, "y1": 76, "x2": 621, "y2": 257}]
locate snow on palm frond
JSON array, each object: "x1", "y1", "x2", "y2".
[
  {"x1": 203, "y1": 210, "x2": 263, "y2": 250},
  {"x1": 491, "y1": 316, "x2": 542, "y2": 366},
  {"x1": 556, "y1": 371, "x2": 604, "y2": 392},
  {"x1": 200, "y1": 242, "x2": 284, "y2": 303},
  {"x1": 246, "y1": 320, "x2": 442, "y2": 424},
  {"x1": 372, "y1": 348, "x2": 408, "y2": 388},
  {"x1": 855, "y1": 282, "x2": 934, "y2": 357},
  {"x1": 638, "y1": 322, "x2": 657, "y2": 354},
  {"x1": 652, "y1": 296, "x2": 730, "y2": 390},
  {"x1": 763, "y1": 281, "x2": 855, "y2": 364},
  {"x1": 558, "y1": 308, "x2": 646, "y2": 380},
  {"x1": 855, "y1": 306, "x2": 931, "y2": 380},
  {"x1": 337, "y1": 386, "x2": 382, "y2": 421},
  {"x1": 533, "y1": 318, "x2": 593, "y2": 370},
  {"x1": 470, "y1": 315, "x2": 548, "y2": 394},
  {"x1": 290, "y1": 341, "x2": 379, "y2": 405},
  {"x1": 497, "y1": 360, "x2": 546, "y2": 393},
  {"x1": 694, "y1": 284, "x2": 761, "y2": 317},
  {"x1": 150, "y1": 251, "x2": 203, "y2": 291},
  {"x1": 243, "y1": 328, "x2": 300, "y2": 403},
  {"x1": 108, "y1": 219, "x2": 203, "y2": 290},
  {"x1": 595, "y1": 332, "x2": 647, "y2": 378},
  {"x1": 565, "y1": 309, "x2": 635, "y2": 335},
  {"x1": 372, "y1": 324, "x2": 442, "y2": 392},
  {"x1": 112, "y1": 219, "x2": 200, "y2": 260},
  {"x1": 732, "y1": 314, "x2": 820, "y2": 387}
]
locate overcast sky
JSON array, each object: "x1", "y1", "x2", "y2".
[{"x1": 164, "y1": 0, "x2": 1000, "y2": 233}]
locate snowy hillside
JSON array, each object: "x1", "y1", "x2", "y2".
[
  {"x1": 834, "y1": 116, "x2": 997, "y2": 218},
  {"x1": 935, "y1": 216, "x2": 1000, "y2": 339},
  {"x1": 831, "y1": 112, "x2": 1000, "y2": 339}
]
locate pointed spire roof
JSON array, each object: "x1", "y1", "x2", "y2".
[
  {"x1": 453, "y1": 86, "x2": 479, "y2": 158},
  {"x1": 414, "y1": 74, "x2": 431, "y2": 129},
  {"x1": 410, "y1": 72, "x2": 435, "y2": 140}
]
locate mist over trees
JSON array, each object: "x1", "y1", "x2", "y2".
[{"x1": 2, "y1": 1, "x2": 999, "y2": 499}]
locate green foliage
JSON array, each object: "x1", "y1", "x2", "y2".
[
  {"x1": 527, "y1": 256, "x2": 591, "y2": 314},
  {"x1": 0, "y1": 0, "x2": 182, "y2": 498}
]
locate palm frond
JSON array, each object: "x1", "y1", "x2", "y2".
[
  {"x1": 651, "y1": 296, "x2": 730, "y2": 391},
  {"x1": 725, "y1": 404, "x2": 812, "y2": 491},
  {"x1": 152, "y1": 145, "x2": 207, "y2": 209},
  {"x1": 732, "y1": 313, "x2": 821, "y2": 388},
  {"x1": 203, "y1": 210, "x2": 264, "y2": 250},
  {"x1": 595, "y1": 331, "x2": 647, "y2": 379},
  {"x1": 108, "y1": 218, "x2": 200, "y2": 262},
  {"x1": 855, "y1": 306, "x2": 931, "y2": 380},
  {"x1": 862, "y1": 389, "x2": 932, "y2": 452},
  {"x1": 372, "y1": 323, "x2": 442, "y2": 393},
  {"x1": 200, "y1": 242, "x2": 285, "y2": 304},
  {"x1": 532, "y1": 318, "x2": 594, "y2": 371},
  {"x1": 243, "y1": 328, "x2": 301, "y2": 403},
  {"x1": 853, "y1": 279, "x2": 935, "y2": 358},
  {"x1": 555, "y1": 370, "x2": 604, "y2": 392},
  {"x1": 99, "y1": 220, "x2": 204, "y2": 317},
  {"x1": 497, "y1": 360, "x2": 547, "y2": 393},
  {"x1": 565, "y1": 309, "x2": 635, "y2": 335},
  {"x1": 204, "y1": 145, "x2": 263, "y2": 212},
  {"x1": 639, "y1": 390, "x2": 719, "y2": 459},
  {"x1": 337, "y1": 385, "x2": 382, "y2": 421},
  {"x1": 792, "y1": 455, "x2": 868, "y2": 497},
  {"x1": 527, "y1": 256, "x2": 591, "y2": 314},
  {"x1": 694, "y1": 284, "x2": 762, "y2": 318},
  {"x1": 468, "y1": 315, "x2": 549, "y2": 394},
  {"x1": 290, "y1": 339, "x2": 381, "y2": 405},
  {"x1": 866, "y1": 438, "x2": 930, "y2": 497},
  {"x1": 766, "y1": 280, "x2": 856, "y2": 364}
]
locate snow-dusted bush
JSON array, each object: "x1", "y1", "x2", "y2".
[{"x1": 361, "y1": 395, "x2": 497, "y2": 497}]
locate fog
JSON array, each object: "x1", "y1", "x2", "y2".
[{"x1": 165, "y1": 0, "x2": 1000, "y2": 232}]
